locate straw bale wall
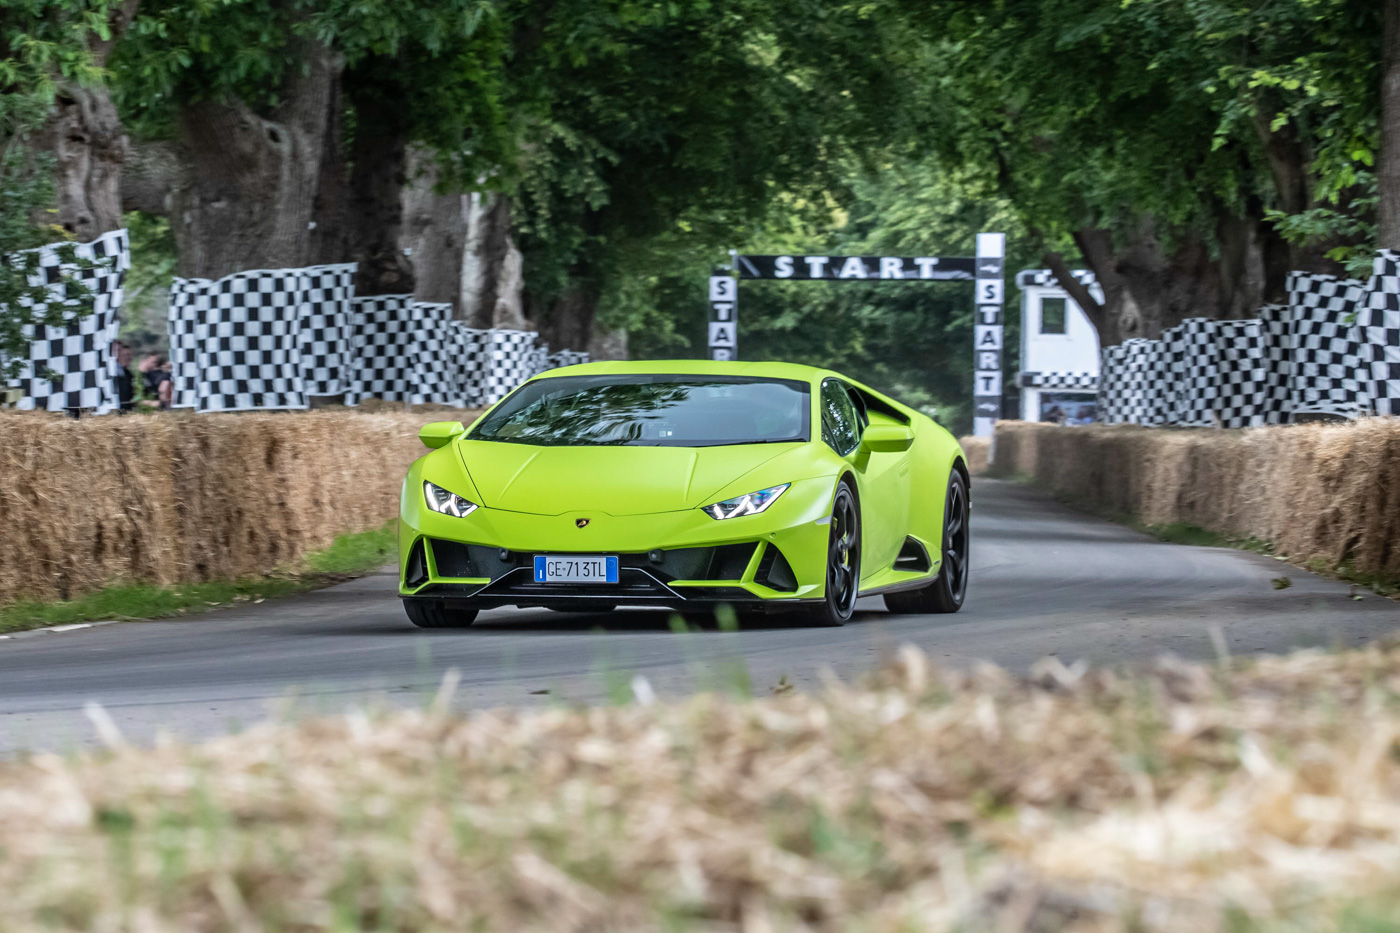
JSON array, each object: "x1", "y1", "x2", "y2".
[
  {"x1": 957, "y1": 435, "x2": 989, "y2": 475},
  {"x1": 0, "y1": 409, "x2": 474, "y2": 605},
  {"x1": 990, "y1": 419, "x2": 1400, "y2": 578}
]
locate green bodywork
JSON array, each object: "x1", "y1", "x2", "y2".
[{"x1": 399, "y1": 360, "x2": 966, "y2": 603}]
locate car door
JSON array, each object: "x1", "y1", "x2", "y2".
[{"x1": 819, "y1": 379, "x2": 909, "y2": 580}]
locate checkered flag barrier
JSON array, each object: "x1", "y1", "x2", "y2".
[
  {"x1": 484, "y1": 329, "x2": 541, "y2": 405},
  {"x1": 548, "y1": 350, "x2": 591, "y2": 370},
  {"x1": 345, "y1": 294, "x2": 419, "y2": 403},
  {"x1": 1287, "y1": 272, "x2": 1368, "y2": 418},
  {"x1": 195, "y1": 268, "x2": 308, "y2": 412},
  {"x1": 299, "y1": 263, "x2": 356, "y2": 396},
  {"x1": 1362, "y1": 250, "x2": 1400, "y2": 416},
  {"x1": 1214, "y1": 319, "x2": 1268, "y2": 428},
  {"x1": 168, "y1": 276, "x2": 206, "y2": 409},
  {"x1": 1258, "y1": 303, "x2": 1293, "y2": 425},
  {"x1": 7, "y1": 229, "x2": 129, "y2": 414},
  {"x1": 1175, "y1": 319, "x2": 1219, "y2": 427},
  {"x1": 1096, "y1": 344, "x2": 1128, "y2": 424}
]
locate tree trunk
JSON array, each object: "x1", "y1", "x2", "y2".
[
  {"x1": 1381, "y1": 0, "x2": 1400, "y2": 249},
  {"x1": 399, "y1": 149, "x2": 467, "y2": 309},
  {"x1": 399, "y1": 153, "x2": 526, "y2": 327},
  {"x1": 33, "y1": 0, "x2": 140, "y2": 241},
  {"x1": 461, "y1": 192, "x2": 526, "y2": 329},
  {"x1": 536, "y1": 285, "x2": 598, "y2": 352},
  {"x1": 310, "y1": 79, "x2": 412, "y2": 294},
  {"x1": 169, "y1": 39, "x2": 342, "y2": 278}
]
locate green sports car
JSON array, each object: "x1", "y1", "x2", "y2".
[{"x1": 398, "y1": 361, "x2": 971, "y2": 628}]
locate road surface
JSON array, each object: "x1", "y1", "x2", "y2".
[{"x1": 1, "y1": 478, "x2": 1396, "y2": 753}]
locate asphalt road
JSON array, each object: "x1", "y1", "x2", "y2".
[{"x1": 2, "y1": 478, "x2": 1396, "y2": 754}]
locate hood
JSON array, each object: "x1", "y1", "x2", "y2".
[{"x1": 455, "y1": 440, "x2": 802, "y2": 515}]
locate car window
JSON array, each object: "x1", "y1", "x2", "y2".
[
  {"x1": 820, "y1": 380, "x2": 861, "y2": 455},
  {"x1": 470, "y1": 374, "x2": 810, "y2": 447}
]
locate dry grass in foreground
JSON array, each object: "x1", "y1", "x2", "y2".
[{"x1": 6, "y1": 644, "x2": 1400, "y2": 931}]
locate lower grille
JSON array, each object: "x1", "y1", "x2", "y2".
[
  {"x1": 479, "y1": 567, "x2": 678, "y2": 600},
  {"x1": 429, "y1": 539, "x2": 475, "y2": 577}
]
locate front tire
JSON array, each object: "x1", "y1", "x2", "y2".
[
  {"x1": 404, "y1": 601, "x2": 479, "y2": 628},
  {"x1": 806, "y1": 481, "x2": 861, "y2": 627},
  {"x1": 884, "y1": 469, "x2": 969, "y2": 615}
]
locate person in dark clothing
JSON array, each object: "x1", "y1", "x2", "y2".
[
  {"x1": 112, "y1": 341, "x2": 135, "y2": 412},
  {"x1": 138, "y1": 353, "x2": 171, "y2": 409}
]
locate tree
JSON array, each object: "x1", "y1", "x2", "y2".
[
  {"x1": 1381, "y1": 0, "x2": 1400, "y2": 249},
  {"x1": 896, "y1": 0, "x2": 1382, "y2": 344},
  {"x1": 1, "y1": 1, "x2": 116, "y2": 379}
]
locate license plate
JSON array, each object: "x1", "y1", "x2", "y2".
[{"x1": 533, "y1": 555, "x2": 619, "y2": 584}]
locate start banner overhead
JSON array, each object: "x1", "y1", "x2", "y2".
[{"x1": 735, "y1": 255, "x2": 976, "y2": 281}]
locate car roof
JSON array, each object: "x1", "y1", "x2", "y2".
[{"x1": 533, "y1": 359, "x2": 833, "y2": 383}]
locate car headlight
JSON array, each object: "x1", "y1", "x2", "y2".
[
  {"x1": 702, "y1": 483, "x2": 790, "y2": 520},
  {"x1": 423, "y1": 481, "x2": 479, "y2": 518}
]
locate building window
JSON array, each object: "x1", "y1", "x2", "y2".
[{"x1": 1040, "y1": 297, "x2": 1067, "y2": 335}]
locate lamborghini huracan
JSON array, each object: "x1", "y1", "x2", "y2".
[{"x1": 398, "y1": 361, "x2": 971, "y2": 627}]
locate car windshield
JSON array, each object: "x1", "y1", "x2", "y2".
[{"x1": 469, "y1": 374, "x2": 811, "y2": 447}]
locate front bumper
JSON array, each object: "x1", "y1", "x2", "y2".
[{"x1": 398, "y1": 475, "x2": 837, "y2": 613}]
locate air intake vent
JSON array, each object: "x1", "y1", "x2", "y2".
[
  {"x1": 894, "y1": 537, "x2": 932, "y2": 573},
  {"x1": 404, "y1": 539, "x2": 429, "y2": 587},
  {"x1": 429, "y1": 539, "x2": 474, "y2": 578},
  {"x1": 755, "y1": 544, "x2": 798, "y2": 592}
]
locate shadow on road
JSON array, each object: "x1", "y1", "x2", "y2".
[{"x1": 301, "y1": 607, "x2": 892, "y2": 637}]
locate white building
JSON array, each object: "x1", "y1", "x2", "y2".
[{"x1": 1014, "y1": 269, "x2": 1103, "y2": 424}]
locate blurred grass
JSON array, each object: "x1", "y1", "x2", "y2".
[
  {"x1": 0, "y1": 521, "x2": 395, "y2": 635},
  {"x1": 5, "y1": 643, "x2": 1400, "y2": 929}
]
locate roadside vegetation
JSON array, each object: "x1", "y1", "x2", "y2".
[
  {"x1": 4, "y1": 643, "x2": 1400, "y2": 929},
  {"x1": 0, "y1": 522, "x2": 395, "y2": 636}
]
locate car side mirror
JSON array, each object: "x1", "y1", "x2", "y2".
[
  {"x1": 419, "y1": 421, "x2": 466, "y2": 450},
  {"x1": 861, "y1": 422, "x2": 913, "y2": 453}
]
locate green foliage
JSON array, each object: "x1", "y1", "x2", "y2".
[
  {"x1": 1, "y1": 1, "x2": 120, "y2": 381},
  {"x1": 898, "y1": 0, "x2": 1382, "y2": 262}
]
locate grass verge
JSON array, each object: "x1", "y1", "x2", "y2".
[
  {"x1": 0, "y1": 522, "x2": 396, "y2": 636},
  {"x1": 5, "y1": 644, "x2": 1400, "y2": 929}
]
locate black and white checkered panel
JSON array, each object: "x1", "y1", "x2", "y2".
[
  {"x1": 345, "y1": 295, "x2": 418, "y2": 404},
  {"x1": 196, "y1": 269, "x2": 307, "y2": 412},
  {"x1": 1362, "y1": 250, "x2": 1400, "y2": 417},
  {"x1": 167, "y1": 277, "x2": 209, "y2": 409},
  {"x1": 298, "y1": 263, "x2": 356, "y2": 397},
  {"x1": 1257, "y1": 303, "x2": 1293, "y2": 425},
  {"x1": 527, "y1": 344, "x2": 551, "y2": 378},
  {"x1": 484, "y1": 329, "x2": 540, "y2": 405},
  {"x1": 1174, "y1": 318, "x2": 1219, "y2": 427},
  {"x1": 547, "y1": 350, "x2": 591, "y2": 370},
  {"x1": 446, "y1": 322, "x2": 490, "y2": 408},
  {"x1": 1095, "y1": 344, "x2": 1128, "y2": 424},
  {"x1": 9, "y1": 228, "x2": 129, "y2": 414},
  {"x1": 1287, "y1": 272, "x2": 1367, "y2": 419},
  {"x1": 1158, "y1": 324, "x2": 1187, "y2": 426},
  {"x1": 407, "y1": 302, "x2": 469, "y2": 407},
  {"x1": 1019, "y1": 371, "x2": 1099, "y2": 390},
  {"x1": 1214, "y1": 319, "x2": 1268, "y2": 428},
  {"x1": 1117, "y1": 339, "x2": 1157, "y2": 425}
]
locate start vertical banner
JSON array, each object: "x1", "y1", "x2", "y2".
[
  {"x1": 973, "y1": 233, "x2": 1005, "y2": 437},
  {"x1": 708, "y1": 274, "x2": 738, "y2": 360}
]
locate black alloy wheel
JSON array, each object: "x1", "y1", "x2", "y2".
[
  {"x1": 809, "y1": 481, "x2": 861, "y2": 627},
  {"x1": 884, "y1": 469, "x2": 970, "y2": 615},
  {"x1": 404, "y1": 601, "x2": 479, "y2": 628}
]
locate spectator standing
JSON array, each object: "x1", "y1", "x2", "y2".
[{"x1": 112, "y1": 341, "x2": 135, "y2": 412}]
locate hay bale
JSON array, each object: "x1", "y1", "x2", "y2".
[
  {"x1": 957, "y1": 435, "x2": 990, "y2": 475},
  {"x1": 0, "y1": 409, "x2": 479, "y2": 605},
  {"x1": 990, "y1": 419, "x2": 1400, "y2": 578}
]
